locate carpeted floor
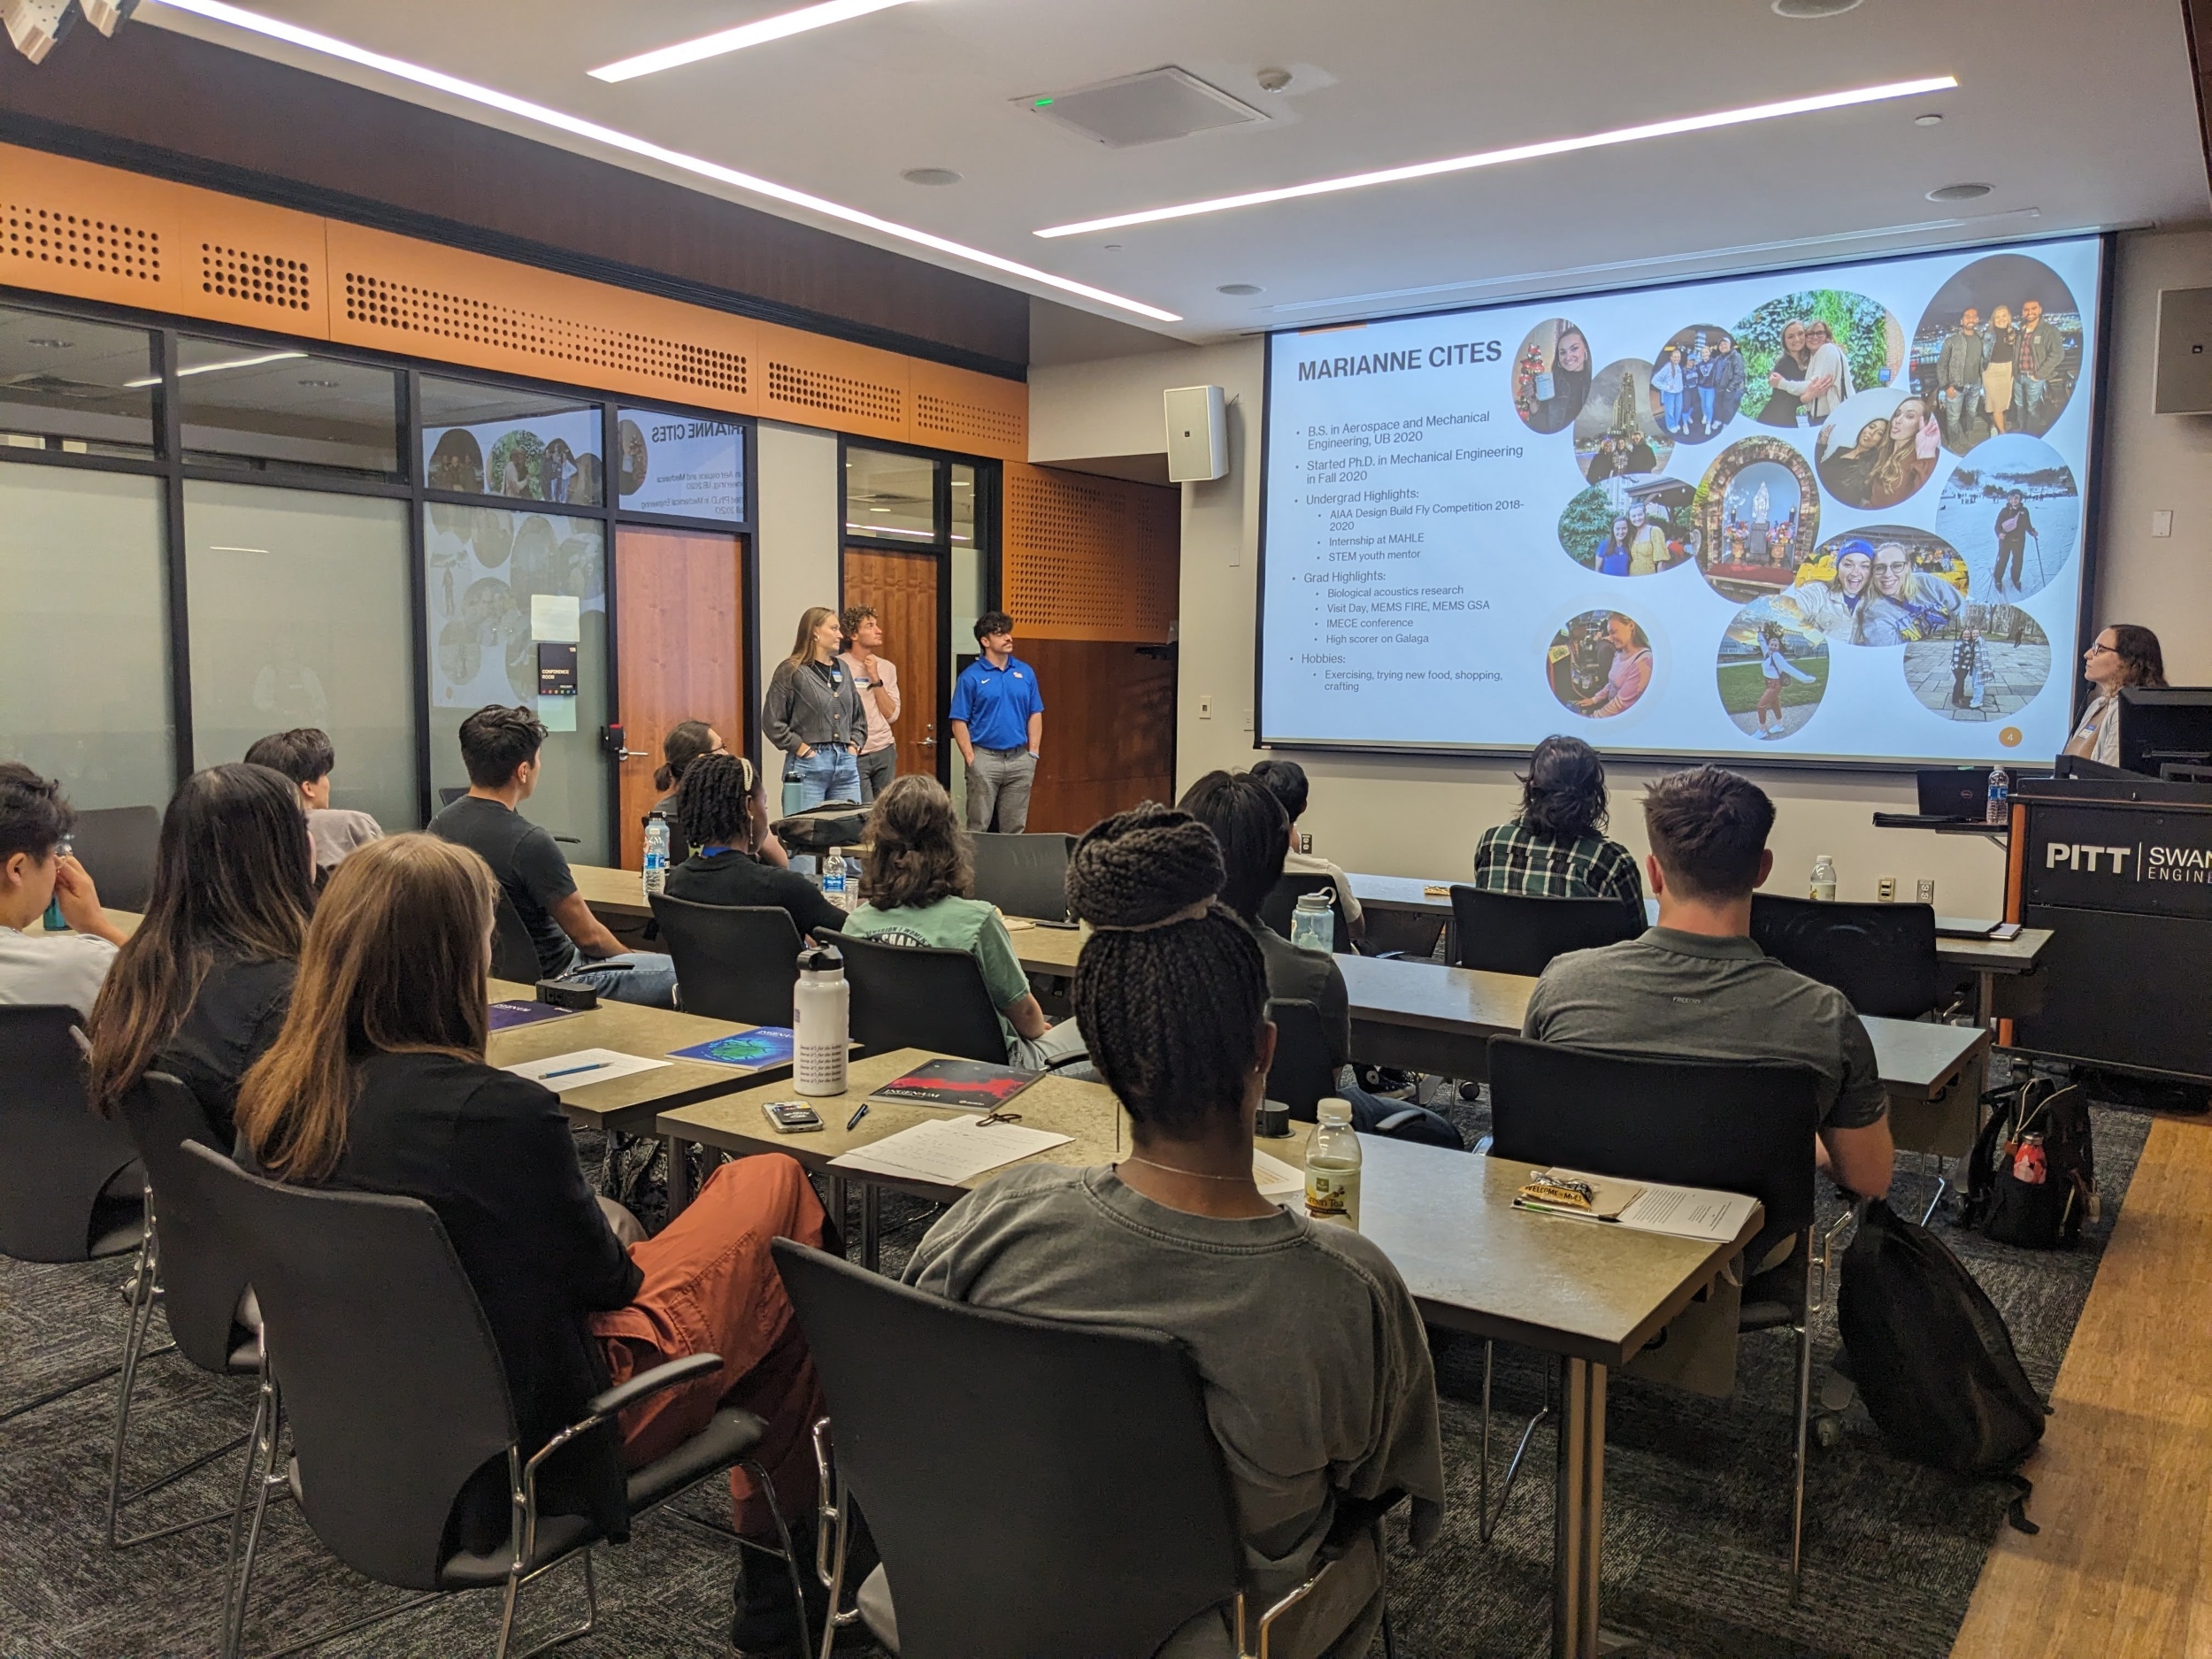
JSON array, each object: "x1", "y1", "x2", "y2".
[{"x1": 0, "y1": 1093, "x2": 2150, "y2": 1659}]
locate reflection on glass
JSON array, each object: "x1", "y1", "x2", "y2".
[
  {"x1": 424, "y1": 505, "x2": 610, "y2": 864},
  {"x1": 177, "y1": 336, "x2": 400, "y2": 475},
  {"x1": 0, "y1": 466, "x2": 173, "y2": 808},
  {"x1": 183, "y1": 481, "x2": 416, "y2": 830},
  {"x1": 0, "y1": 304, "x2": 156, "y2": 457},
  {"x1": 846, "y1": 446, "x2": 938, "y2": 542},
  {"x1": 951, "y1": 462, "x2": 975, "y2": 547},
  {"x1": 617, "y1": 407, "x2": 745, "y2": 521},
  {"x1": 421, "y1": 375, "x2": 603, "y2": 506}
]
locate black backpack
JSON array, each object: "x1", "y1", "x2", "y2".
[
  {"x1": 1837, "y1": 1200, "x2": 2046, "y2": 1516},
  {"x1": 1966, "y1": 1075, "x2": 2096, "y2": 1249},
  {"x1": 772, "y1": 801, "x2": 869, "y2": 853}
]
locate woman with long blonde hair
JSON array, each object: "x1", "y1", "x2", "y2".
[
  {"x1": 759, "y1": 605, "x2": 864, "y2": 810},
  {"x1": 234, "y1": 834, "x2": 831, "y2": 1644}
]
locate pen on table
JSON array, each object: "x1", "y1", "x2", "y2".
[
  {"x1": 543, "y1": 1061, "x2": 610, "y2": 1079},
  {"x1": 845, "y1": 1102, "x2": 871, "y2": 1133}
]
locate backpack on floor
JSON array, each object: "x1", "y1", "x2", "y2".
[
  {"x1": 772, "y1": 801, "x2": 869, "y2": 853},
  {"x1": 1837, "y1": 1200, "x2": 2046, "y2": 1497},
  {"x1": 1966, "y1": 1075, "x2": 2096, "y2": 1249}
]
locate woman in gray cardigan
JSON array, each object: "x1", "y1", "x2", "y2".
[{"x1": 762, "y1": 606, "x2": 866, "y2": 809}]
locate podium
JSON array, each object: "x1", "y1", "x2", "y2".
[{"x1": 2007, "y1": 774, "x2": 2212, "y2": 1084}]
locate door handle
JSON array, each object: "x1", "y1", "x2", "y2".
[{"x1": 615, "y1": 748, "x2": 649, "y2": 761}]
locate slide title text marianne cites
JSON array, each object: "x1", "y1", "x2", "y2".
[{"x1": 1298, "y1": 340, "x2": 1503, "y2": 381}]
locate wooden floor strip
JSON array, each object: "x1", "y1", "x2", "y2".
[{"x1": 1952, "y1": 1113, "x2": 2212, "y2": 1658}]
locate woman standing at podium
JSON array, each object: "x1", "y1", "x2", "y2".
[{"x1": 2065, "y1": 624, "x2": 2167, "y2": 765}]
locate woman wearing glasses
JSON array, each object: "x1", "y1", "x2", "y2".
[{"x1": 2064, "y1": 625, "x2": 2167, "y2": 765}]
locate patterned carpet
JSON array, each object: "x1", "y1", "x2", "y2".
[{"x1": 0, "y1": 1095, "x2": 2150, "y2": 1659}]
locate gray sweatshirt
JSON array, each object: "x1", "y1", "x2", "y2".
[{"x1": 761, "y1": 657, "x2": 865, "y2": 754}]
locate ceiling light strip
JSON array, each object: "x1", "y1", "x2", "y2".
[
  {"x1": 590, "y1": 0, "x2": 916, "y2": 83},
  {"x1": 145, "y1": 0, "x2": 1182, "y2": 323},
  {"x1": 123, "y1": 349, "x2": 305, "y2": 388},
  {"x1": 1035, "y1": 75, "x2": 1959, "y2": 239}
]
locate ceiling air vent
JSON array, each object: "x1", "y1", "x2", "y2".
[{"x1": 1021, "y1": 67, "x2": 1268, "y2": 149}]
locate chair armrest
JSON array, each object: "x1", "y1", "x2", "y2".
[{"x1": 585, "y1": 1352, "x2": 723, "y2": 1421}]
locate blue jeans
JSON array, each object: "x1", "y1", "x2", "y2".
[
  {"x1": 788, "y1": 747, "x2": 862, "y2": 810},
  {"x1": 1661, "y1": 389, "x2": 1683, "y2": 430},
  {"x1": 563, "y1": 951, "x2": 680, "y2": 1009},
  {"x1": 1697, "y1": 385, "x2": 1717, "y2": 429}
]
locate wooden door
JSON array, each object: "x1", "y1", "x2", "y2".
[
  {"x1": 614, "y1": 526, "x2": 745, "y2": 869},
  {"x1": 1020, "y1": 639, "x2": 1177, "y2": 833},
  {"x1": 841, "y1": 545, "x2": 941, "y2": 785}
]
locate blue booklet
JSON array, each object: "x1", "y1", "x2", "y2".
[
  {"x1": 488, "y1": 1000, "x2": 577, "y2": 1033},
  {"x1": 666, "y1": 1027, "x2": 796, "y2": 1072}
]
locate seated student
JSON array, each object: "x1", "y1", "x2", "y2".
[
  {"x1": 232, "y1": 834, "x2": 831, "y2": 1653},
  {"x1": 1180, "y1": 771, "x2": 1458, "y2": 1146},
  {"x1": 898, "y1": 803, "x2": 1444, "y2": 1659},
  {"x1": 430, "y1": 704, "x2": 679, "y2": 1007},
  {"x1": 86, "y1": 764, "x2": 316, "y2": 1146},
  {"x1": 1248, "y1": 757, "x2": 1363, "y2": 942},
  {"x1": 842, "y1": 775, "x2": 1085, "y2": 1071},
  {"x1": 1471, "y1": 734, "x2": 1645, "y2": 933},
  {"x1": 242, "y1": 727, "x2": 383, "y2": 879},
  {"x1": 0, "y1": 761, "x2": 127, "y2": 1014},
  {"x1": 1522, "y1": 765, "x2": 1893, "y2": 1201},
  {"x1": 651, "y1": 718, "x2": 726, "y2": 827},
  {"x1": 664, "y1": 752, "x2": 845, "y2": 941}
]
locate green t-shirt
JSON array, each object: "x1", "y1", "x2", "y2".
[{"x1": 843, "y1": 895, "x2": 1030, "y2": 1048}]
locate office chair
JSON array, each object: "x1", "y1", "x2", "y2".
[
  {"x1": 437, "y1": 786, "x2": 470, "y2": 808},
  {"x1": 490, "y1": 894, "x2": 544, "y2": 985},
  {"x1": 649, "y1": 894, "x2": 803, "y2": 1025},
  {"x1": 826, "y1": 932, "x2": 1011, "y2": 1064},
  {"x1": 1448, "y1": 887, "x2": 1641, "y2": 977},
  {"x1": 1264, "y1": 999, "x2": 1338, "y2": 1122},
  {"x1": 71, "y1": 803, "x2": 161, "y2": 912},
  {"x1": 1261, "y1": 872, "x2": 1349, "y2": 953},
  {"x1": 1749, "y1": 894, "x2": 1941, "y2": 1019},
  {"x1": 968, "y1": 833, "x2": 1075, "y2": 923}
]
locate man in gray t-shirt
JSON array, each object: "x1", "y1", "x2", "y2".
[{"x1": 1522, "y1": 766, "x2": 1893, "y2": 1198}]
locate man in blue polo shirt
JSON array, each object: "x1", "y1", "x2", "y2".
[{"x1": 949, "y1": 610, "x2": 1044, "y2": 833}]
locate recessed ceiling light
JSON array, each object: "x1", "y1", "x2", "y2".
[
  {"x1": 900, "y1": 167, "x2": 962, "y2": 187},
  {"x1": 1915, "y1": 112, "x2": 1945, "y2": 127},
  {"x1": 1036, "y1": 74, "x2": 1957, "y2": 239},
  {"x1": 1772, "y1": 0, "x2": 1863, "y2": 17},
  {"x1": 589, "y1": 0, "x2": 917, "y2": 83},
  {"x1": 297, "y1": 378, "x2": 341, "y2": 387},
  {"x1": 26, "y1": 336, "x2": 73, "y2": 348},
  {"x1": 1217, "y1": 283, "x2": 1263, "y2": 296},
  {"x1": 150, "y1": 0, "x2": 1182, "y2": 324},
  {"x1": 1927, "y1": 182, "x2": 1993, "y2": 201}
]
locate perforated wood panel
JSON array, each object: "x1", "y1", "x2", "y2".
[
  {"x1": 1, "y1": 142, "x2": 174, "y2": 306},
  {"x1": 1003, "y1": 462, "x2": 1179, "y2": 642},
  {"x1": 201, "y1": 242, "x2": 311, "y2": 312},
  {"x1": 755, "y1": 319, "x2": 907, "y2": 443},
  {"x1": 4, "y1": 204, "x2": 160, "y2": 288},
  {"x1": 911, "y1": 357, "x2": 1025, "y2": 460}
]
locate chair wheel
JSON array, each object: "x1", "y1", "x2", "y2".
[{"x1": 1813, "y1": 1415, "x2": 1843, "y2": 1451}]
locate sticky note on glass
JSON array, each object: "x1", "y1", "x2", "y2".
[{"x1": 532, "y1": 594, "x2": 581, "y2": 643}]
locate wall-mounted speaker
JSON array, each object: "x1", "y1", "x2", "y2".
[
  {"x1": 2154, "y1": 287, "x2": 2212, "y2": 414},
  {"x1": 1164, "y1": 384, "x2": 1227, "y2": 482}
]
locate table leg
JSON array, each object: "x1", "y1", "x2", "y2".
[
  {"x1": 664, "y1": 1134, "x2": 694, "y2": 1216},
  {"x1": 860, "y1": 1183, "x2": 881, "y2": 1274},
  {"x1": 1977, "y1": 968, "x2": 1996, "y2": 1030},
  {"x1": 1553, "y1": 1357, "x2": 1608, "y2": 1659},
  {"x1": 829, "y1": 1176, "x2": 852, "y2": 1260}
]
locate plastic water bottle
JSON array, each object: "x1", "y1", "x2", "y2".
[
  {"x1": 793, "y1": 944, "x2": 849, "y2": 1097},
  {"x1": 1985, "y1": 765, "x2": 2010, "y2": 826},
  {"x1": 1289, "y1": 888, "x2": 1334, "y2": 953},
  {"x1": 1809, "y1": 853, "x2": 1838, "y2": 903},
  {"x1": 42, "y1": 833, "x2": 72, "y2": 930},
  {"x1": 822, "y1": 845, "x2": 848, "y2": 910},
  {"x1": 1304, "y1": 1097, "x2": 1363, "y2": 1228},
  {"x1": 641, "y1": 812, "x2": 670, "y2": 897}
]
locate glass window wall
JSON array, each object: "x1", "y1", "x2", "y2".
[
  {"x1": 421, "y1": 375, "x2": 603, "y2": 506},
  {"x1": 0, "y1": 304, "x2": 157, "y2": 457},
  {"x1": 845, "y1": 445, "x2": 937, "y2": 542},
  {"x1": 177, "y1": 336, "x2": 400, "y2": 475}
]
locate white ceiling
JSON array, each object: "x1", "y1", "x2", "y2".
[{"x1": 142, "y1": 0, "x2": 2211, "y2": 354}]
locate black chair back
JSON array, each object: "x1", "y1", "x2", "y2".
[
  {"x1": 180, "y1": 1141, "x2": 516, "y2": 1592},
  {"x1": 1449, "y1": 887, "x2": 1640, "y2": 976},
  {"x1": 649, "y1": 894, "x2": 803, "y2": 1025},
  {"x1": 117, "y1": 1072, "x2": 251, "y2": 1375},
  {"x1": 1749, "y1": 894, "x2": 1940, "y2": 1019},
  {"x1": 71, "y1": 804, "x2": 160, "y2": 912},
  {"x1": 968, "y1": 833, "x2": 1075, "y2": 923},
  {"x1": 831, "y1": 931, "x2": 1010, "y2": 1063},
  {"x1": 772, "y1": 1240, "x2": 1241, "y2": 1659},
  {"x1": 1486, "y1": 1035, "x2": 1819, "y2": 1266},
  {"x1": 491, "y1": 893, "x2": 544, "y2": 984},
  {"x1": 0, "y1": 1006, "x2": 140, "y2": 1262},
  {"x1": 1265, "y1": 998, "x2": 1336, "y2": 1122},
  {"x1": 1260, "y1": 872, "x2": 1348, "y2": 953},
  {"x1": 437, "y1": 786, "x2": 469, "y2": 808}
]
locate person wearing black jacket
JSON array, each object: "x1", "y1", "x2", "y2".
[{"x1": 664, "y1": 753, "x2": 846, "y2": 940}]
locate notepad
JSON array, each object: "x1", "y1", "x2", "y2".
[
  {"x1": 1514, "y1": 1166, "x2": 1757, "y2": 1244},
  {"x1": 503, "y1": 1048, "x2": 671, "y2": 1087},
  {"x1": 829, "y1": 1118, "x2": 1071, "y2": 1184},
  {"x1": 1253, "y1": 1149, "x2": 1306, "y2": 1201}
]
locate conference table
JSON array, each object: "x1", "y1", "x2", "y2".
[{"x1": 657, "y1": 1047, "x2": 1763, "y2": 1659}]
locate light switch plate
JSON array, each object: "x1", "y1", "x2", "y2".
[
  {"x1": 2153, "y1": 510, "x2": 2175, "y2": 538},
  {"x1": 1197, "y1": 695, "x2": 1213, "y2": 719}
]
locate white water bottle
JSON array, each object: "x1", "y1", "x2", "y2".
[
  {"x1": 1985, "y1": 766, "x2": 2010, "y2": 826},
  {"x1": 793, "y1": 944, "x2": 849, "y2": 1097},
  {"x1": 822, "y1": 845, "x2": 848, "y2": 910},
  {"x1": 1304, "y1": 1098, "x2": 1363, "y2": 1228},
  {"x1": 1289, "y1": 889, "x2": 1334, "y2": 953},
  {"x1": 641, "y1": 812, "x2": 670, "y2": 897},
  {"x1": 1809, "y1": 853, "x2": 1838, "y2": 902}
]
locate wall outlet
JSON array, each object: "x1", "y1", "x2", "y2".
[
  {"x1": 1876, "y1": 876, "x2": 1897, "y2": 902},
  {"x1": 2153, "y1": 510, "x2": 2175, "y2": 538},
  {"x1": 1300, "y1": 832, "x2": 1313, "y2": 854},
  {"x1": 1198, "y1": 695, "x2": 1213, "y2": 719}
]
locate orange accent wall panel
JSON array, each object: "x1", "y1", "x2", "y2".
[
  {"x1": 1002, "y1": 462, "x2": 1179, "y2": 643},
  {"x1": 753, "y1": 318, "x2": 909, "y2": 444},
  {"x1": 910, "y1": 355, "x2": 1025, "y2": 460}
]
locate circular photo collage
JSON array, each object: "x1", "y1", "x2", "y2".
[
  {"x1": 1547, "y1": 609, "x2": 1655, "y2": 721},
  {"x1": 1717, "y1": 595, "x2": 1829, "y2": 741},
  {"x1": 1909, "y1": 252, "x2": 2085, "y2": 453}
]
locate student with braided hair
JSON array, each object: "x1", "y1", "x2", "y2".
[
  {"x1": 899, "y1": 803, "x2": 1444, "y2": 1659},
  {"x1": 663, "y1": 753, "x2": 846, "y2": 940}
]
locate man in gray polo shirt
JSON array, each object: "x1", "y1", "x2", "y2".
[{"x1": 1523, "y1": 764, "x2": 1894, "y2": 1199}]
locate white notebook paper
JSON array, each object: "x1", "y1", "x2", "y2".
[
  {"x1": 503, "y1": 1048, "x2": 671, "y2": 1087},
  {"x1": 829, "y1": 1118, "x2": 1072, "y2": 1185},
  {"x1": 1253, "y1": 1149, "x2": 1307, "y2": 1200},
  {"x1": 1521, "y1": 1166, "x2": 1758, "y2": 1245}
]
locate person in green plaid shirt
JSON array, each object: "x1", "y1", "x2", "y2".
[{"x1": 1471, "y1": 735, "x2": 1645, "y2": 932}]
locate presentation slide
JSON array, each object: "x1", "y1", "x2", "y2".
[{"x1": 1259, "y1": 236, "x2": 2104, "y2": 766}]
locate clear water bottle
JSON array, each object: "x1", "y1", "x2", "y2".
[
  {"x1": 822, "y1": 845, "x2": 848, "y2": 910},
  {"x1": 1304, "y1": 1097, "x2": 1363, "y2": 1228},
  {"x1": 42, "y1": 833, "x2": 71, "y2": 930},
  {"x1": 1809, "y1": 853, "x2": 1838, "y2": 902},
  {"x1": 793, "y1": 943, "x2": 849, "y2": 1096},
  {"x1": 1985, "y1": 765, "x2": 2010, "y2": 826},
  {"x1": 641, "y1": 812, "x2": 670, "y2": 897},
  {"x1": 1289, "y1": 888, "x2": 1334, "y2": 953}
]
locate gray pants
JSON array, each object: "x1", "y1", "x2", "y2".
[
  {"x1": 856, "y1": 745, "x2": 896, "y2": 803},
  {"x1": 964, "y1": 747, "x2": 1035, "y2": 833}
]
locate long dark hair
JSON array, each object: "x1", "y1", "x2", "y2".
[
  {"x1": 1518, "y1": 735, "x2": 1609, "y2": 841},
  {"x1": 677, "y1": 752, "x2": 759, "y2": 852},
  {"x1": 2108, "y1": 624, "x2": 2167, "y2": 690},
  {"x1": 1175, "y1": 771, "x2": 1288, "y2": 922},
  {"x1": 859, "y1": 775, "x2": 971, "y2": 910},
  {"x1": 654, "y1": 719, "x2": 718, "y2": 793},
  {"x1": 87, "y1": 764, "x2": 316, "y2": 1115}
]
